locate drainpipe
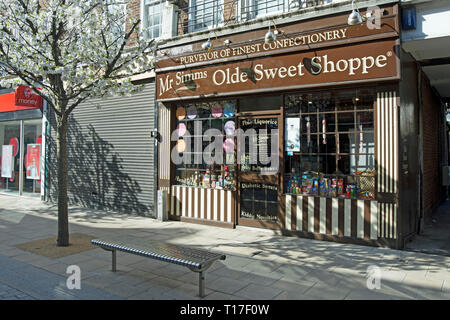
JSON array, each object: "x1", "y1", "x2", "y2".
[
  {"x1": 417, "y1": 67, "x2": 424, "y2": 234},
  {"x1": 154, "y1": 98, "x2": 159, "y2": 219}
]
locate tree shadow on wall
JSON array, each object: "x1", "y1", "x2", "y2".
[{"x1": 48, "y1": 117, "x2": 151, "y2": 217}]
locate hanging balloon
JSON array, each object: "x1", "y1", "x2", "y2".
[
  {"x1": 176, "y1": 139, "x2": 186, "y2": 153},
  {"x1": 224, "y1": 121, "x2": 235, "y2": 136},
  {"x1": 223, "y1": 102, "x2": 235, "y2": 117},
  {"x1": 177, "y1": 123, "x2": 187, "y2": 137},
  {"x1": 211, "y1": 104, "x2": 223, "y2": 118},
  {"x1": 187, "y1": 106, "x2": 197, "y2": 119},
  {"x1": 176, "y1": 107, "x2": 186, "y2": 120},
  {"x1": 223, "y1": 138, "x2": 235, "y2": 153}
]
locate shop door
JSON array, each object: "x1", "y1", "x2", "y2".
[{"x1": 237, "y1": 114, "x2": 283, "y2": 229}]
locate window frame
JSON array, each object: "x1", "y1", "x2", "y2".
[
  {"x1": 188, "y1": 0, "x2": 225, "y2": 33},
  {"x1": 283, "y1": 88, "x2": 377, "y2": 200},
  {"x1": 141, "y1": 0, "x2": 164, "y2": 40}
]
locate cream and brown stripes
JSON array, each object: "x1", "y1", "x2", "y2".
[
  {"x1": 285, "y1": 195, "x2": 378, "y2": 240},
  {"x1": 158, "y1": 104, "x2": 171, "y2": 186},
  {"x1": 377, "y1": 91, "x2": 399, "y2": 239},
  {"x1": 171, "y1": 185, "x2": 235, "y2": 224}
]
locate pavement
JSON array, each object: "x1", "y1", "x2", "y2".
[
  {"x1": 0, "y1": 193, "x2": 449, "y2": 300},
  {"x1": 405, "y1": 199, "x2": 450, "y2": 257}
]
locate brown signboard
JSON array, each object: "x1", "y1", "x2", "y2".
[
  {"x1": 157, "y1": 39, "x2": 399, "y2": 101},
  {"x1": 156, "y1": 17, "x2": 398, "y2": 71}
]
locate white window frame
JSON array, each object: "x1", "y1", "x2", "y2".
[
  {"x1": 106, "y1": 0, "x2": 127, "y2": 36},
  {"x1": 188, "y1": 0, "x2": 224, "y2": 33},
  {"x1": 240, "y1": 0, "x2": 288, "y2": 21},
  {"x1": 141, "y1": 0, "x2": 164, "y2": 40}
]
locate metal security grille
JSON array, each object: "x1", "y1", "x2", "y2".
[
  {"x1": 48, "y1": 82, "x2": 156, "y2": 217},
  {"x1": 177, "y1": 0, "x2": 331, "y2": 34}
]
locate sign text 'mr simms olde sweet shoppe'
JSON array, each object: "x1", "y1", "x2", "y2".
[{"x1": 157, "y1": 40, "x2": 398, "y2": 99}]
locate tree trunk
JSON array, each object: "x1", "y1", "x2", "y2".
[{"x1": 56, "y1": 116, "x2": 69, "y2": 247}]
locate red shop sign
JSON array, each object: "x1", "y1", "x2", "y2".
[{"x1": 14, "y1": 85, "x2": 42, "y2": 108}]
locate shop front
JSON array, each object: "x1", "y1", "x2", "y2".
[
  {"x1": 155, "y1": 4, "x2": 403, "y2": 247},
  {"x1": 0, "y1": 87, "x2": 45, "y2": 197}
]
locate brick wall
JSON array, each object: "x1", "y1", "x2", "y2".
[
  {"x1": 421, "y1": 72, "x2": 442, "y2": 216},
  {"x1": 126, "y1": 0, "x2": 141, "y2": 46}
]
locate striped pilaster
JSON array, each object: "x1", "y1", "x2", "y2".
[{"x1": 376, "y1": 91, "x2": 399, "y2": 239}]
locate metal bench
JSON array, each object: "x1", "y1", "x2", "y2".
[{"x1": 91, "y1": 236, "x2": 226, "y2": 297}]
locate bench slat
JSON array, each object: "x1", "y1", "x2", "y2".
[{"x1": 91, "y1": 238, "x2": 225, "y2": 270}]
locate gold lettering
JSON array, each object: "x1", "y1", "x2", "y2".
[
  {"x1": 326, "y1": 31, "x2": 333, "y2": 40},
  {"x1": 333, "y1": 30, "x2": 340, "y2": 40},
  {"x1": 319, "y1": 33, "x2": 327, "y2": 42}
]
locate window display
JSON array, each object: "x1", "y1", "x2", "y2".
[
  {"x1": 175, "y1": 100, "x2": 236, "y2": 190},
  {"x1": 284, "y1": 88, "x2": 376, "y2": 200}
]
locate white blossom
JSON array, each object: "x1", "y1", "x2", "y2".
[{"x1": 0, "y1": 0, "x2": 156, "y2": 112}]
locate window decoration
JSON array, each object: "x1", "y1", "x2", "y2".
[
  {"x1": 284, "y1": 88, "x2": 376, "y2": 200},
  {"x1": 175, "y1": 100, "x2": 236, "y2": 190}
]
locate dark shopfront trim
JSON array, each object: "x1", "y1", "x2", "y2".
[
  {"x1": 0, "y1": 108, "x2": 42, "y2": 122},
  {"x1": 156, "y1": 76, "x2": 401, "y2": 103},
  {"x1": 162, "y1": 82, "x2": 401, "y2": 248}
]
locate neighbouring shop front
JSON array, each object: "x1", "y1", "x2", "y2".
[
  {"x1": 0, "y1": 86, "x2": 46, "y2": 197},
  {"x1": 47, "y1": 81, "x2": 157, "y2": 216},
  {"x1": 155, "y1": 3, "x2": 418, "y2": 248}
]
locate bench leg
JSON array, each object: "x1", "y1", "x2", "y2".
[
  {"x1": 198, "y1": 271, "x2": 205, "y2": 298},
  {"x1": 112, "y1": 249, "x2": 117, "y2": 272}
]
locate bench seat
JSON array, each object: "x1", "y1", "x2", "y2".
[{"x1": 91, "y1": 235, "x2": 226, "y2": 297}]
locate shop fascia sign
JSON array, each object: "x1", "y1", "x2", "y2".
[
  {"x1": 177, "y1": 28, "x2": 349, "y2": 65},
  {"x1": 157, "y1": 40, "x2": 399, "y2": 99},
  {"x1": 14, "y1": 85, "x2": 43, "y2": 108}
]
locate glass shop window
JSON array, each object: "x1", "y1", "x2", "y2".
[
  {"x1": 284, "y1": 88, "x2": 376, "y2": 200},
  {"x1": 175, "y1": 100, "x2": 236, "y2": 191}
]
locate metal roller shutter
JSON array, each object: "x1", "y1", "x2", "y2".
[{"x1": 48, "y1": 81, "x2": 156, "y2": 217}]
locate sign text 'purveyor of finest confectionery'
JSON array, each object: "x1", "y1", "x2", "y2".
[
  {"x1": 178, "y1": 28, "x2": 349, "y2": 65},
  {"x1": 157, "y1": 40, "x2": 399, "y2": 100}
]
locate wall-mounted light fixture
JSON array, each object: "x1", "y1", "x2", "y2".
[
  {"x1": 265, "y1": 20, "x2": 278, "y2": 44},
  {"x1": 348, "y1": 0, "x2": 364, "y2": 25},
  {"x1": 201, "y1": 32, "x2": 218, "y2": 52}
]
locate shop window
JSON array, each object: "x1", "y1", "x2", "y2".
[
  {"x1": 175, "y1": 100, "x2": 236, "y2": 190},
  {"x1": 188, "y1": 0, "x2": 223, "y2": 32},
  {"x1": 284, "y1": 88, "x2": 376, "y2": 200},
  {"x1": 0, "y1": 119, "x2": 42, "y2": 195},
  {"x1": 143, "y1": 0, "x2": 163, "y2": 39}
]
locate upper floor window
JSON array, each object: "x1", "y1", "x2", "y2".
[
  {"x1": 180, "y1": 0, "x2": 334, "y2": 35},
  {"x1": 241, "y1": 0, "x2": 286, "y2": 20},
  {"x1": 143, "y1": 0, "x2": 163, "y2": 39},
  {"x1": 105, "y1": 0, "x2": 127, "y2": 36},
  {"x1": 188, "y1": 0, "x2": 224, "y2": 32}
]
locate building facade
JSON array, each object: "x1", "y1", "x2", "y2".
[
  {"x1": 24, "y1": 0, "x2": 447, "y2": 247},
  {"x1": 0, "y1": 87, "x2": 46, "y2": 198},
  {"x1": 154, "y1": 0, "x2": 448, "y2": 248}
]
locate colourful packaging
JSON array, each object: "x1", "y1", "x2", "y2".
[{"x1": 337, "y1": 179, "x2": 344, "y2": 195}]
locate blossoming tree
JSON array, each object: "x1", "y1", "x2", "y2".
[{"x1": 0, "y1": 0, "x2": 156, "y2": 246}]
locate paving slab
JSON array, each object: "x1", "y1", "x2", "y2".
[
  {"x1": 0, "y1": 253, "x2": 121, "y2": 300},
  {"x1": 303, "y1": 282, "x2": 352, "y2": 300},
  {"x1": 234, "y1": 283, "x2": 283, "y2": 300},
  {"x1": 1, "y1": 194, "x2": 450, "y2": 300},
  {"x1": 206, "y1": 276, "x2": 251, "y2": 295}
]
